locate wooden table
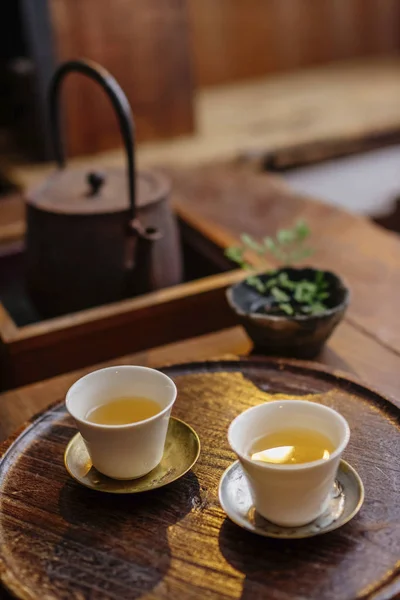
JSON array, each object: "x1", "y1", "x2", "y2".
[{"x1": 0, "y1": 322, "x2": 399, "y2": 599}]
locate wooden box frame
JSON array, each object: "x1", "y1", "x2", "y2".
[
  {"x1": 0, "y1": 270, "x2": 244, "y2": 390},
  {"x1": 0, "y1": 221, "x2": 243, "y2": 391}
]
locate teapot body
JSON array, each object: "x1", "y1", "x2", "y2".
[
  {"x1": 25, "y1": 171, "x2": 182, "y2": 317},
  {"x1": 25, "y1": 59, "x2": 183, "y2": 318}
]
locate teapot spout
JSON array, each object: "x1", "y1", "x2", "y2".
[{"x1": 125, "y1": 219, "x2": 162, "y2": 297}]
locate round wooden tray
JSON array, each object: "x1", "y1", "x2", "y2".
[{"x1": 0, "y1": 358, "x2": 399, "y2": 600}]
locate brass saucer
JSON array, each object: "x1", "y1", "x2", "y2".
[
  {"x1": 64, "y1": 417, "x2": 200, "y2": 493},
  {"x1": 219, "y1": 459, "x2": 364, "y2": 539}
]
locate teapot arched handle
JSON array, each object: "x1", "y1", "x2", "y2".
[{"x1": 49, "y1": 58, "x2": 137, "y2": 221}]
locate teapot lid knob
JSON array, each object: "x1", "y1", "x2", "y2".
[{"x1": 87, "y1": 171, "x2": 106, "y2": 196}]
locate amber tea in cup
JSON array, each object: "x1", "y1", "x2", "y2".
[
  {"x1": 86, "y1": 397, "x2": 161, "y2": 425},
  {"x1": 228, "y1": 400, "x2": 350, "y2": 526},
  {"x1": 250, "y1": 427, "x2": 335, "y2": 465},
  {"x1": 66, "y1": 366, "x2": 177, "y2": 479}
]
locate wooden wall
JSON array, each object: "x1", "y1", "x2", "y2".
[
  {"x1": 188, "y1": 0, "x2": 400, "y2": 86},
  {"x1": 49, "y1": 0, "x2": 195, "y2": 156},
  {"x1": 47, "y1": 0, "x2": 400, "y2": 156}
]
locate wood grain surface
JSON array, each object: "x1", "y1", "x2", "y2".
[
  {"x1": 48, "y1": 0, "x2": 194, "y2": 155},
  {"x1": 188, "y1": 0, "x2": 400, "y2": 86},
  {"x1": 0, "y1": 358, "x2": 398, "y2": 600},
  {"x1": 0, "y1": 194, "x2": 25, "y2": 247},
  {"x1": 169, "y1": 164, "x2": 400, "y2": 356},
  {"x1": 246, "y1": 126, "x2": 400, "y2": 172}
]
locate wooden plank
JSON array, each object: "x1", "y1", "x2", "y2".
[
  {"x1": 169, "y1": 164, "x2": 400, "y2": 355},
  {"x1": 0, "y1": 305, "x2": 18, "y2": 343},
  {"x1": 0, "y1": 194, "x2": 25, "y2": 247},
  {"x1": 0, "y1": 270, "x2": 244, "y2": 389},
  {"x1": 48, "y1": 0, "x2": 194, "y2": 155},
  {"x1": 188, "y1": 0, "x2": 400, "y2": 86},
  {"x1": 244, "y1": 126, "x2": 400, "y2": 171},
  {"x1": 8, "y1": 270, "x2": 242, "y2": 343},
  {"x1": 0, "y1": 306, "x2": 18, "y2": 395}
]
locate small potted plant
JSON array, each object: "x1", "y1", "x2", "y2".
[{"x1": 225, "y1": 220, "x2": 349, "y2": 358}]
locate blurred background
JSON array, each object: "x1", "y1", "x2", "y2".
[{"x1": 1, "y1": 0, "x2": 400, "y2": 219}]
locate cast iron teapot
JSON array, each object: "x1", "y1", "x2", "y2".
[{"x1": 25, "y1": 59, "x2": 182, "y2": 317}]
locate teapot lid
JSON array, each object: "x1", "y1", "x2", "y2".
[{"x1": 26, "y1": 167, "x2": 170, "y2": 215}]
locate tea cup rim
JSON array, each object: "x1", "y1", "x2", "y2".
[
  {"x1": 228, "y1": 399, "x2": 350, "y2": 471},
  {"x1": 66, "y1": 365, "x2": 177, "y2": 430}
]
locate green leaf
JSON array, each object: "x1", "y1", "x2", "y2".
[
  {"x1": 225, "y1": 246, "x2": 244, "y2": 263},
  {"x1": 302, "y1": 281, "x2": 317, "y2": 293},
  {"x1": 246, "y1": 276, "x2": 267, "y2": 294},
  {"x1": 241, "y1": 234, "x2": 264, "y2": 254},
  {"x1": 271, "y1": 286, "x2": 290, "y2": 302},
  {"x1": 265, "y1": 277, "x2": 278, "y2": 289},
  {"x1": 294, "y1": 285, "x2": 306, "y2": 303},
  {"x1": 294, "y1": 286, "x2": 302, "y2": 302},
  {"x1": 227, "y1": 220, "x2": 315, "y2": 272},
  {"x1": 295, "y1": 220, "x2": 310, "y2": 241},
  {"x1": 263, "y1": 237, "x2": 276, "y2": 251},
  {"x1": 308, "y1": 302, "x2": 327, "y2": 315},
  {"x1": 279, "y1": 303, "x2": 294, "y2": 315},
  {"x1": 277, "y1": 272, "x2": 296, "y2": 290},
  {"x1": 294, "y1": 280, "x2": 317, "y2": 303},
  {"x1": 315, "y1": 270, "x2": 324, "y2": 285},
  {"x1": 317, "y1": 292, "x2": 330, "y2": 300},
  {"x1": 277, "y1": 229, "x2": 295, "y2": 245},
  {"x1": 277, "y1": 271, "x2": 289, "y2": 283}
]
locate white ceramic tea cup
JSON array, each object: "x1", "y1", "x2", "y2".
[
  {"x1": 228, "y1": 400, "x2": 350, "y2": 527},
  {"x1": 66, "y1": 365, "x2": 177, "y2": 479}
]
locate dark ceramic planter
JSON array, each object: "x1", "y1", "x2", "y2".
[{"x1": 226, "y1": 267, "x2": 350, "y2": 359}]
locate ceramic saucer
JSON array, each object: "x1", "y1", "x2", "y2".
[
  {"x1": 64, "y1": 417, "x2": 200, "y2": 493},
  {"x1": 219, "y1": 459, "x2": 364, "y2": 539}
]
